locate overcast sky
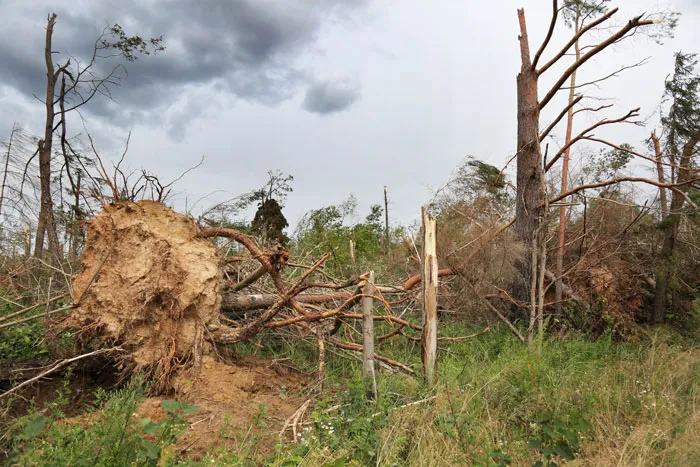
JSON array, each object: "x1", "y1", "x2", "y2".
[{"x1": 1, "y1": 0, "x2": 699, "y2": 229}]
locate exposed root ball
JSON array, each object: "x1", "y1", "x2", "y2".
[{"x1": 66, "y1": 201, "x2": 222, "y2": 393}]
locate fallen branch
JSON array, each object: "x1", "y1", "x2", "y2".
[
  {"x1": 327, "y1": 338, "x2": 415, "y2": 374},
  {"x1": 0, "y1": 304, "x2": 74, "y2": 330},
  {"x1": 0, "y1": 294, "x2": 67, "y2": 324},
  {"x1": 0, "y1": 347, "x2": 125, "y2": 400}
]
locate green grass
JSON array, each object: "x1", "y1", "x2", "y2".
[
  {"x1": 4, "y1": 323, "x2": 700, "y2": 466},
  {"x1": 234, "y1": 323, "x2": 700, "y2": 466}
]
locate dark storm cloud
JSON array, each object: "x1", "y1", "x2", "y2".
[
  {"x1": 302, "y1": 78, "x2": 362, "y2": 115},
  {"x1": 0, "y1": 0, "x2": 367, "y2": 129}
]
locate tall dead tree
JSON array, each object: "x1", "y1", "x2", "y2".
[
  {"x1": 513, "y1": 1, "x2": 656, "y2": 305},
  {"x1": 421, "y1": 209, "x2": 438, "y2": 385},
  {"x1": 514, "y1": 9, "x2": 546, "y2": 304},
  {"x1": 32, "y1": 13, "x2": 163, "y2": 262},
  {"x1": 34, "y1": 13, "x2": 62, "y2": 264}
]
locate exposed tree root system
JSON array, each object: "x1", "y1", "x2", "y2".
[{"x1": 64, "y1": 201, "x2": 224, "y2": 393}]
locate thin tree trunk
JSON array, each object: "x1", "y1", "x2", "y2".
[
  {"x1": 70, "y1": 169, "x2": 81, "y2": 259},
  {"x1": 528, "y1": 234, "x2": 537, "y2": 353},
  {"x1": 384, "y1": 186, "x2": 390, "y2": 253},
  {"x1": 537, "y1": 223, "x2": 547, "y2": 356},
  {"x1": 0, "y1": 122, "x2": 17, "y2": 218},
  {"x1": 555, "y1": 11, "x2": 581, "y2": 315},
  {"x1": 34, "y1": 13, "x2": 62, "y2": 266},
  {"x1": 651, "y1": 130, "x2": 669, "y2": 219},
  {"x1": 514, "y1": 9, "x2": 545, "y2": 305}
]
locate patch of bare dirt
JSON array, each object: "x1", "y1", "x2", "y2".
[{"x1": 139, "y1": 356, "x2": 309, "y2": 460}]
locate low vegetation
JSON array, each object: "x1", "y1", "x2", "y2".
[{"x1": 2, "y1": 323, "x2": 698, "y2": 465}]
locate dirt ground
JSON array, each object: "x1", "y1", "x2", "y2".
[
  {"x1": 141, "y1": 355, "x2": 310, "y2": 459},
  {"x1": 2, "y1": 355, "x2": 310, "y2": 461}
]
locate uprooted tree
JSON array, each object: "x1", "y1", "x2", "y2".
[{"x1": 61, "y1": 195, "x2": 420, "y2": 393}]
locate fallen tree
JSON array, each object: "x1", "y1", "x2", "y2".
[{"x1": 56, "y1": 200, "x2": 418, "y2": 393}]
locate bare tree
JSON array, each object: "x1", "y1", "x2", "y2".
[
  {"x1": 32, "y1": 13, "x2": 164, "y2": 263},
  {"x1": 513, "y1": 1, "x2": 658, "y2": 306}
]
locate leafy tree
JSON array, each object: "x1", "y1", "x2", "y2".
[
  {"x1": 245, "y1": 170, "x2": 293, "y2": 246},
  {"x1": 251, "y1": 198, "x2": 289, "y2": 246},
  {"x1": 294, "y1": 197, "x2": 383, "y2": 274},
  {"x1": 652, "y1": 51, "x2": 700, "y2": 323}
]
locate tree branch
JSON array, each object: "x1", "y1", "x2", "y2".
[
  {"x1": 532, "y1": 0, "x2": 559, "y2": 71},
  {"x1": 539, "y1": 14, "x2": 655, "y2": 110}
]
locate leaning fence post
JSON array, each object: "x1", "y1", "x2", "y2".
[
  {"x1": 362, "y1": 271, "x2": 378, "y2": 400},
  {"x1": 421, "y1": 208, "x2": 438, "y2": 386}
]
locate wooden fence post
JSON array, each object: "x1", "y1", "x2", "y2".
[
  {"x1": 421, "y1": 208, "x2": 438, "y2": 386},
  {"x1": 362, "y1": 271, "x2": 378, "y2": 400}
]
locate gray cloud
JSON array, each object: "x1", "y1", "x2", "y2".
[
  {"x1": 302, "y1": 77, "x2": 362, "y2": 115},
  {"x1": 0, "y1": 0, "x2": 367, "y2": 133}
]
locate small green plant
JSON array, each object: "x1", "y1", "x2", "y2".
[
  {"x1": 139, "y1": 399, "x2": 199, "y2": 461},
  {"x1": 7, "y1": 376, "x2": 198, "y2": 466},
  {"x1": 527, "y1": 413, "x2": 591, "y2": 466}
]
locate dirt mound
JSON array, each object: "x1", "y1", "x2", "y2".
[
  {"x1": 139, "y1": 356, "x2": 308, "y2": 459},
  {"x1": 65, "y1": 201, "x2": 223, "y2": 393}
]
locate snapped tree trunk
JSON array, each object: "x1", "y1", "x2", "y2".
[
  {"x1": 514, "y1": 9, "x2": 546, "y2": 305},
  {"x1": 651, "y1": 130, "x2": 669, "y2": 219},
  {"x1": 421, "y1": 209, "x2": 438, "y2": 386}
]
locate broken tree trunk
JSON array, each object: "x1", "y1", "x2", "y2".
[
  {"x1": 421, "y1": 209, "x2": 438, "y2": 386},
  {"x1": 514, "y1": 9, "x2": 546, "y2": 306},
  {"x1": 362, "y1": 271, "x2": 378, "y2": 400}
]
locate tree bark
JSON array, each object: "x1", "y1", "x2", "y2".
[
  {"x1": 652, "y1": 133, "x2": 699, "y2": 323},
  {"x1": 0, "y1": 123, "x2": 16, "y2": 219},
  {"x1": 514, "y1": 9, "x2": 546, "y2": 305},
  {"x1": 34, "y1": 13, "x2": 62, "y2": 265}
]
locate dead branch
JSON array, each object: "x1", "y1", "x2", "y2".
[
  {"x1": 0, "y1": 294, "x2": 66, "y2": 324},
  {"x1": 225, "y1": 265, "x2": 266, "y2": 292},
  {"x1": 327, "y1": 338, "x2": 415, "y2": 374},
  {"x1": 545, "y1": 108, "x2": 641, "y2": 171},
  {"x1": 532, "y1": 0, "x2": 559, "y2": 71},
  {"x1": 537, "y1": 7, "x2": 619, "y2": 76},
  {"x1": 0, "y1": 347, "x2": 125, "y2": 400},
  {"x1": 540, "y1": 95, "x2": 584, "y2": 141},
  {"x1": 539, "y1": 14, "x2": 655, "y2": 110},
  {"x1": 0, "y1": 304, "x2": 74, "y2": 330},
  {"x1": 549, "y1": 176, "x2": 700, "y2": 209}
]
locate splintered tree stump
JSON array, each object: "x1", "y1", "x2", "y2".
[{"x1": 65, "y1": 201, "x2": 223, "y2": 393}]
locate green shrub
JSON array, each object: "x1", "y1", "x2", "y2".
[{"x1": 8, "y1": 376, "x2": 196, "y2": 466}]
